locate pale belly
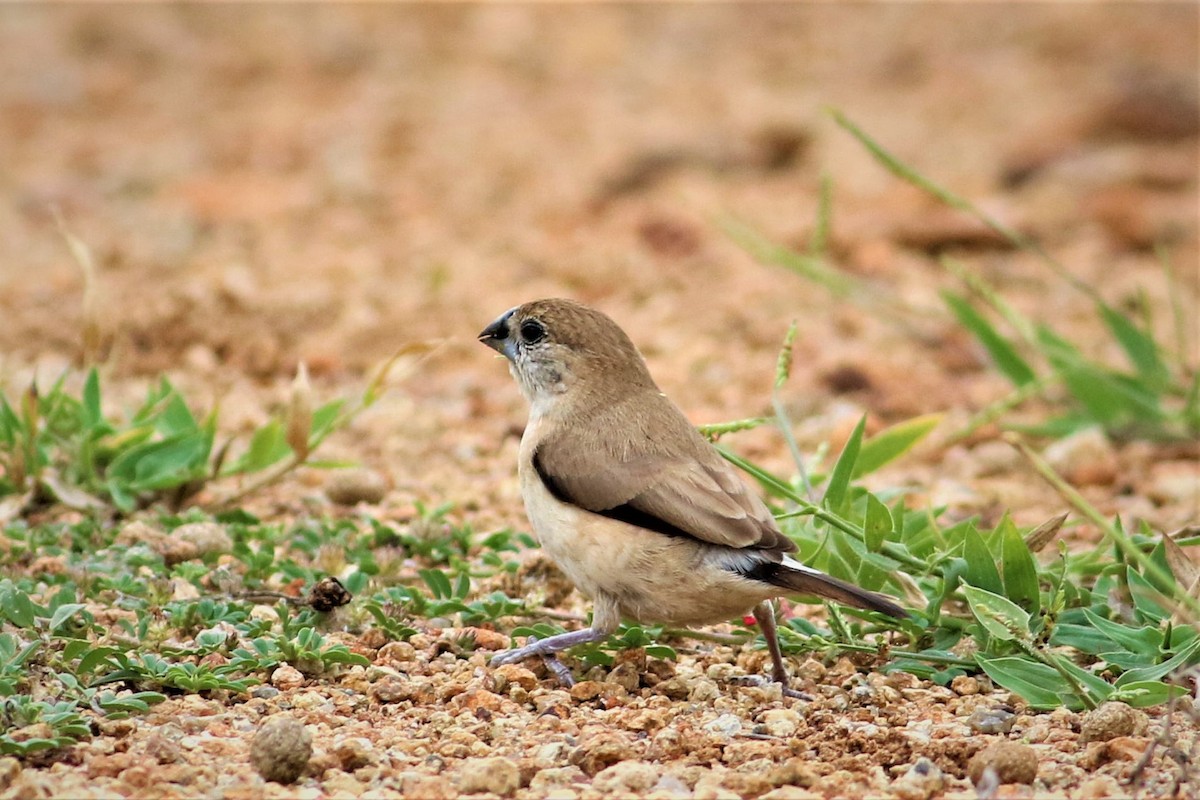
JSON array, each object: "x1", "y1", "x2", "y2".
[{"x1": 518, "y1": 450, "x2": 771, "y2": 627}]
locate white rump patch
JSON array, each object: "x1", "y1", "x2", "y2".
[{"x1": 781, "y1": 556, "x2": 828, "y2": 578}]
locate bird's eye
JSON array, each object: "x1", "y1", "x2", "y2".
[{"x1": 519, "y1": 319, "x2": 547, "y2": 344}]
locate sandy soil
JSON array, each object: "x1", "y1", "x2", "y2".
[{"x1": 0, "y1": 5, "x2": 1197, "y2": 799}]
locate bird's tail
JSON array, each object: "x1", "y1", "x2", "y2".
[{"x1": 769, "y1": 557, "x2": 908, "y2": 619}]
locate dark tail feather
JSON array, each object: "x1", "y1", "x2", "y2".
[{"x1": 757, "y1": 562, "x2": 908, "y2": 619}]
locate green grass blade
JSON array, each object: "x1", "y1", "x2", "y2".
[
  {"x1": 828, "y1": 108, "x2": 974, "y2": 214},
  {"x1": 1035, "y1": 326, "x2": 1163, "y2": 426},
  {"x1": 722, "y1": 217, "x2": 857, "y2": 296},
  {"x1": 1097, "y1": 301, "x2": 1170, "y2": 391},
  {"x1": 1113, "y1": 637, "x2": 1200, "y2": 685},
  {"x1": 942, "y1": 291, "x2": 1037, "y2": 387},
  {"x1": 808, "y1": 171, "x2": 833, "y2": 257},
  {"x1": 1049, "y1": 653, "x2": 1113, "y2": 704},
  {"x1": 822, "y1": 415, "x2": 865, "y2": 513}
]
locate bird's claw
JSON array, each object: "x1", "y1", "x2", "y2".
[{"x1": 490, "y1": 635, "x2": 576, "y2": 687}]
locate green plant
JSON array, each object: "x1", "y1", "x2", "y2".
[
  {"x1": 0, "y1": 346, "x2": 423, "y2": 517},
  {"x1": 0, "y1": 697, "x2": 91, "y2": 756}
]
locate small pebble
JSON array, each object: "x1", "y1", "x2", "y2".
[
  {"x1": 607, "y1": 661, "x2": 642, "y2": 693},
  {"x1": 250, "y1": 716, "x2": 312, "y2": 784},
  {"x1": 591, "y1": 761, "x2": 661, "y2": 793},
  {"x1": 271, "y1": 665, "x2": 305, "y2": 691},
  {"x1": 0, "y1": 758, "x2": 20, "y2": 791},
  {"x1": 1080, "y1": 701, "x2": 1146, "y2": 742},
  {"x1": 760, "y1": 708, "x2": 801, "y2": 737},
  {"x1": 966, "y1": 707, "x2": 1016, "y2": 735},
  {"x1": 1043, "y1": 427, "x2": 1118, "y2": 487},
  {"x1": 950, "y1": 675, "x2": 980, "y2": 696},
  {"x1": 369, "y1": 674, "x2": 410, "y2": 703},
  {"x1": 569, "y1": 681, "x2": 605, "y2": 702},
  {"x1": 967, "y1": 741, "x2": 1038, "y2": 785},
  {"x1": 175, "y1": 522, "x2": 233, "y2": 557},
  {"x1": 326, "y1": 468, "x2": 388, "y2": 505},
  {"x1": 456, "y1": 756, "x2": 521, "y2": 796},
  {"x1": 891, "y1": 757, "x2": 945, "y2": 800},
  {"x1": 703, "y1": 713, "x2": 742, "y2": 738}
]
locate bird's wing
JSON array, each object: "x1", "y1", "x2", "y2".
[{"x1": 532, "y1": 392, "x2": 795, "y2": 555}]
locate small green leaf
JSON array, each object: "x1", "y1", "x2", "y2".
[
  {"x1": 863, "y1": 493, "x2": 892, "y2": 553},
  {"x1": 77, "y1": 646, "x2": 123, "y2": 677},
  {"x1": 645, "y1": 644, "x2": 677, "y2": 661},
  {"x1": 962, "y1": 585, "x2": 1031, "y2": 642},
  {"x1": 1050, "y1": 623, "x2": 1114, "y2": 656},
  {"x1": 107, "y1": 432, "x2": 212, "y2": 491},
  {"x1": 1111, "y1": 680, "x2": 1187, "y2": 708},
  {"x1": 854, "y1": 414, "x2": 942, "y2": 478},
  {"x1": 960, "y1": 524, "x2": 1004, "y2": 595},
  {"x1": 82, "y1": 368, "x2": 102, "y2": 430},
  {"x1": 822, "y1": 415, "x2": 865, "y2": 513},
  {"x1": 1126, "y1": 567, "x2": 1171, "y2": 623},
  {"x1": 0, "y1": 584, "x2": 38, "y2": 628},
  {"x1": 1080, "y1": 610, "x2": 1164, "y2": 653},
  {"x1": 1114, "y1": 637, "x2": 1200, "y2": 685},
  {"x1": 157, "y1": 394, "x2": 199, "y2": 437},
  {"x1": 224, "y1": 420, "x2": 289, "y2": 475},
  {"x1": 453, "y1": 571, "x2": 471, "y2": 600},
  {"x1": 48, "y1": 603, "x2": 87, "y2": 634},
  {"x1": 308, "y1": 399, "x2": 347, "y2": 447},
  {"x1": 419, "y1": 569, "x2": 453, "y2": 601},
  {"x1": 976, "y1": 656, "x2": 1071, "y2": 710},
  {"x1": 999, "y1": 515, "x2": 1040, "y2": 613}
]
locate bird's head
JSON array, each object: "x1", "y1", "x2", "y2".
[{"x1": 479, "y1": 298, "x2": 655, "y2": 411}]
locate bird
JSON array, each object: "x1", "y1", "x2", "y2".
[{"x1": 478, "y1": 298, "x2": 906, "y2": 691}]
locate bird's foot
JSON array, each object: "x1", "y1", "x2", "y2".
[
  {"x1": 491, "y1": 635, "x2": 576, "y2": 687},
  {"x1": 490, "y1": 627, "x2": 608, "y2": 687}
]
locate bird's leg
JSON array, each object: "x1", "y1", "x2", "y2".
[{"x1": 752, "y1": 600, "x2": 813, "y2": 701}]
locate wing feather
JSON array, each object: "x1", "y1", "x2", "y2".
[{"x1": 532, "y1": 390, "x2": 794, "y2": 556}]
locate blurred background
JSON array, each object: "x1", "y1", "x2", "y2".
[{"x1": 0, "y1": 5, "x2": 1196, "y2": 521}]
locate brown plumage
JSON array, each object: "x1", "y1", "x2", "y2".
[{"x1": 480, "y1": 298, "x2": 906, "y2": 689}]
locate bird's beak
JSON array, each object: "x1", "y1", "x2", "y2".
[{"x1": 478, "y1": 309, "x2": 515, "y2": 358}]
